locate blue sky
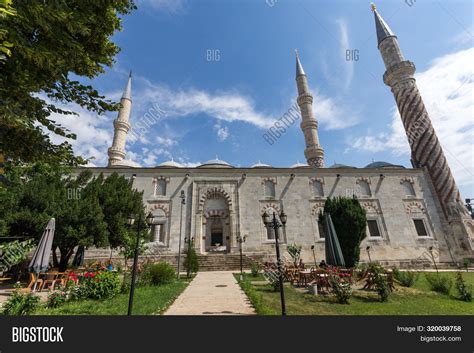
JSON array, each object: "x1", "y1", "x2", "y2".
[{"x1": 52, "y1": 0, "x2": 473, "y2": 197}]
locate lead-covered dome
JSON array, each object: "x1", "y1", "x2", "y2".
[
  {"x1": 198, "y1": 157, "x2": 233, "y2": 168},
  {"x1": 157, "y1": 159, "x2": 183, "y2": 168},
  {"x1": 364, "y1": 161, "x2": 405, "y2": 169}
]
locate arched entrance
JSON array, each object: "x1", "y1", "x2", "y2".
[{"x1": 200, "y1": 188, "x2": 231, "y2": 253}]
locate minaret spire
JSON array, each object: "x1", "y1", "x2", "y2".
[
  {"x1": 107, "y1": 72, "x2": 133, "y2": 167},
  {"x1": 372, "y1": 5, "x2": 473, "y2": 258},
  {"x1": 295, "y1": 49, "x2": 305, "y2": 76},
  {"x1": 295, "y1": 51, "x2": 324, "y2": 168},
  {"x1": 371, "y1": 2, "x2": 396, "y2": 47}
]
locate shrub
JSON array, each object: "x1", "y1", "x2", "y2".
[
  {"x1": 250, "y1": 262, "x2": 261, "y2": 277},
  {"x1": 81, "y1": 271, "x2": 121, "y2": 299},
  {"x1": 329, "y1": 275, "x2": 352, "y2": 304},
  {"x1": 392, "y1": 268, "x2": 419, "y2": 287},
  {"x1": 2, "y1": 288, "x2": 40, "y2": 315},
  {"x1": 140, "y1": 262, "x2": 175, "y2": 286},
  {"x1": 425, "y1": 273, "x2": 452, "y2": 295},
  {"x1": 369, "y1": 263, "x2": 391, "y2": 302},
  {"x1": 184, "y1": 245, "x2": 199, "y2": 278},
  {"x1": 463, "y1": 258, "x2": 470, "y2": 272},
  {"x1": 320, "y1": 197, "x2": 367, "y2": 267},
  {"x1": 455, "y1": 272, "x2": 472, "y2": 302},
  {"x1": 47, "y1": 290, "x2": 68, "y2": 308}
]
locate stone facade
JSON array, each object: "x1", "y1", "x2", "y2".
[{"x1": 77, "y1": 164, "x2": 473, "y2": 265}]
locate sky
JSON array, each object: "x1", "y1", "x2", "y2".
[{"x1": 50, "y1": 0, "x2": 473, "y2": 197}]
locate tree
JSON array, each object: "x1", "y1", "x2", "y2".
[
  {"x1": 0, "y1": 165, "x2": 147, "y2": 270},
  {"x1": 0, "y1": 0, "x2": 136, "y2": 165},
  {"x1": 0, "y1": 0, "x2": 15, "y2": 61},
  {"x1": 320, "y1": 197, "x2": 367, "y2": 268}
]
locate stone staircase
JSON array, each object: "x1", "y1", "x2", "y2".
[{"x1": 196, "y1": 254, "x2": 254, "y2": 271}]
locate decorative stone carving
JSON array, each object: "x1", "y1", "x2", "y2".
[
  {"x1": 198, "y1": 187, "x2": 232, "y2": 209},
  {"x1": 261, "y1": 177, "x2": 277, "y2": 185},
  {"x1": 148, "y1": 203, "x2": 170, "y2": 217},
  {"x1": 310, "y1": 201, "x2": 326, "y2": 216},
  {"x1": 309, "y1": 177, "x2": 324, "y2": 185},
  {"x1": 405, "y1": 201, "x2": 425, "y2": 214}
]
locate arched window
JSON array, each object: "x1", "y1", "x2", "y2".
[
  {"x1": 359, "y1": 180, "x2": 371, "y2": 197},
  {"x1": 155, "y1": 179, "x2": 167, "y2": 196},
  {"x1": 264, "y1": 180, "x2": 275, "y2": 198},
  {"x1": 402, "y1": 181, "x2": 415, "y2": 197},
  {"x1": 313, "y1": 181, "x2": 324, "y2": 197}
]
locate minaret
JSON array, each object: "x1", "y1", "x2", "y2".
[
  {"x1": 372, "y1": 3, "x2": 473, "y2": 259},
  {"x1": 295, "y1": 51, "x2": 324, "y2": 168},
  {"x1": 108, "y1": 72, "x2": 132, "y2": 167},
  {"x1": 372, "y1": 4, "x2": 469, "y2": 218}
]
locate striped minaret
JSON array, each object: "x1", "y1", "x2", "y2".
[
  {"x1": 295, "y1": 51, "x2": 325, "y2": 168},
  {"x1": 108, "y1": 72, "x2": 132, "y2": 167},
  {"x1": 372, "y1": 4, "x2": 468, "y2": 220}
]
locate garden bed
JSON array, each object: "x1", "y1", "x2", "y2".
[{"x1": 235, "y1": 272, "x2": 474, "y2": 315}]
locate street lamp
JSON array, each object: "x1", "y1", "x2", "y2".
[
  {"x1": 236, "y1": 235, "x2": 247, "y2": 281},
  {"x1": 310, "y1": 245, "x2": 317, "y2": 268},
  {"x1": 176, "y1": 190, "x2": 186, "y2": 280},
  {"x1": 366, "y1": 246, "x2": 372, "y2": 263},
  {"x1": 262, "y1": 210, "x2": 287, "y2": 316},
  {"x1": 465, "y1": 198, "x2": 473, "y2": 219},
  {"x1": 127, "y1": 211, "x2": 154, "y2": 316}
]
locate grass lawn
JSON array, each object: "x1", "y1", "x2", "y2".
[
  {"x1": 236, "y1": 272, "x2": 474, "y2": 315},
  {"x1": 35, "y1": 279, "x2": 191, "y2": 315}
]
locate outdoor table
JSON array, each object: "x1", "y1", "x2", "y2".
[
  {"x1": 298, "y1": 270, "x2": 312, "y2": 287},
  {"x1": 314, "y1": 273, "x2": 330, "y2": 292}
]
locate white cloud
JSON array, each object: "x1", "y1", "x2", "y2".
[
  {"x1": 214, "y1": 123, "x2": 229, "y2": 141},
  {"x1": 156, "y1": 136, "x2": 177, "y2": 146},
  {"x1": 312, "y1": 90, "x2": 359, "y2": 130},
  {"x1": 349, "y1": 47, "x2": 474, "y2": 193},
  {"x1": 135, "y1": 82, "x2": 275, "y2": 129},
  {"x1": 46, "y1": 104, "x2": 114, "y2": 167},
  {"x1": 336, "y1": 18, "x2": 353, "y2": 90}
]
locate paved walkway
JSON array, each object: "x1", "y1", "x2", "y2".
[{"x1": 164, "y1": 271, "x2": 256, "y2": 315}]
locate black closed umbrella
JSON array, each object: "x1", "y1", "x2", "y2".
[
  {"x1": 324, "y1": 213, "x2": 346, "y2": 267},
  {"x1": 28, "y1": 218, "x2": 55, "y2": 290},
  {"x1": 72, "y1": 246, "x2": 85, "y2": 267}
]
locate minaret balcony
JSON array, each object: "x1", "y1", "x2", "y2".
[
  {"x1": 297, "y1": 94, "x2": 313, "y2": 105},
  {"x1": 383, "y1": 60, "x2": 416, "y2": 86},
  {"x1": 107, "y1": 147, "x2": 126, "y2": 159},
  {"x1": 113, "y1": 119, "x2": 131, "y2": 131}
]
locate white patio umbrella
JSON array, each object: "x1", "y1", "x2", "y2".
[{"x1": 28, "y1": 218, "x2": 55, "y2": 291}]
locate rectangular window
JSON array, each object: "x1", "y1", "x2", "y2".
[
  {"x1": 413, "y1": 219, "x2": 428, "y2": 236},
  {"x1": 367, "y1": 220, "x2": 381, "y2": 237},
  {"x1": 317, "y1": 220, "x2": 325, "y2": 239}
]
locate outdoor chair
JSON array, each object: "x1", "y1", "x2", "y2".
[
  {"x1": 40, "y1": 272, "x2": 57, "y2": 291},
  {"x1": 18, "y1": 273, "x2": 43, "y2": 293}
]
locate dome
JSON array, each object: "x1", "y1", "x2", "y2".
[
  {"x1": 364, "y1": 161, "x2": 405, "y2": 169},
  {"x1": 328, "y1": 163, "x2": 357, "y2": 169},
  {"x1": 251, "y1": 161, "x2": 272, "y2": 168},
  {"x1": 157, "y1": 159, "x2": 183, "y2": 168},
  {"x1": 112, "y1": 159, "x2": 141, "y2": 168},
  {"x1": 290, "y1": 162, "x2": 309, "y2": 168},
  {"x1": 198, "y1": 157, "x2": 233, "y2": 168}
]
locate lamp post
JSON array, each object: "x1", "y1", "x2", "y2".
[
  {"x1": 311, "y1": 245, "x2": 317, "y2": 268},
  {"x1": 176, "y1": 190, "x2": 186, "y2": 280},
  {"x1": 127, "y1": 212, "x2": 154, "y2": 316},
  {"x1": 236, "y1": 235, "x2": 247, "y2": 281},
  {"x1": 465, "y1": 198, "x2": 473, "y2": 219},
  {"x1": 366, "y1": 246, "x2": 372, "y2": 263},
  {"x1": 262, "y1": 210, "x2": 287, "y2": 316}
]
